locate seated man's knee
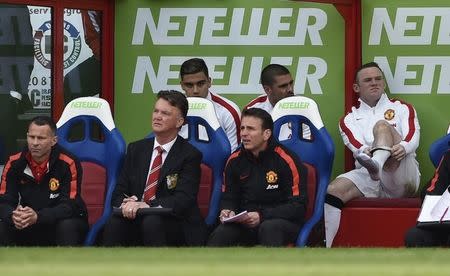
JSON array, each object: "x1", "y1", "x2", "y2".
[
  {"x1": 258, "y1": 220, "x2": 285, "y2": 246},
  {"x1": 141, "y1": 215, "x2": 164, "y2": 232},
  {"x1": 327, "y1": 179, "x2": 346, "y2": 200},
  {"x1": 208, "y1": 224, "x2": 239, "y2": 247},
  {"x1": 404, "y1": 227, "x2": 427, "y2": 247},
  {"x1": 55, "y1": 218, "x2": 87, "y2": 246},
  {"x1": 404, "y1": 227, "x2": 441, "y2": 247},
  {"x1": 373, "y1": 120, "x2": 391, "y2": 131},
  {"x1": 327, "y1": 177, "x2": 361, "y2": 203},
  {"x1": 0, "y1": 221, "x2": 15, "y2": 246}
]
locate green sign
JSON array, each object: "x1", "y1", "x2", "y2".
[{"x1": 115, "y1": 0, "x2": 346, "y2": 177}]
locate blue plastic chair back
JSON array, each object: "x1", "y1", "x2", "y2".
[
  {"x1": 150, "y1": 97, "x2": 231, "y2": 226},
  {"x1": 429, "y1": 133, "x2": 450, "y2": 168},
  {"x1": 272, "y1": 96, "x2": 334, "y2": 247},
  {"x1": 182, "y1": 97, "x2": 231, "y2": 225},
  {"x1": 56, "y1": 97, "x2": 126, "y2": 245}
]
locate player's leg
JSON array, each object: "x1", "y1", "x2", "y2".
[
  {"x1": 356, "y1": 120, "x2": 402, "y2": 180},
  {"x1": 324, "y1": 177, "x2": 363, "y2": 248}
]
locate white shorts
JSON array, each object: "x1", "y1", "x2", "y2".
[{"x1": 337, "y1": 154, "x2": 420, "y2": 198}]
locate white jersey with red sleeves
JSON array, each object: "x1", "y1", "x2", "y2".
[
  {"x1": 339, "y1": 93, "x2": 420, "y2": 156},
  {"x1": 207, "y1": 91, "x2": 241, "y2": 152},
  {"x1": 244, "y1": 94, "x2": 273, "y2": 113}
]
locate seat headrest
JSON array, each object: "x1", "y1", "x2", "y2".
[
  {"x1": 187, "y1": 97, "x2": 221, "y2": 130},
  {"x1": 56, "y1": 97, "x2": 116, "y2": 131},
  {"x1": 271, "y1": 96, "x2": 324, "y2": 129}
]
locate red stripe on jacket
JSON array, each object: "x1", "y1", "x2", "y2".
[
  {"x1": 211, "y1": 93, "x2": 241, "y2": 142},
  {"x1": 391, "y1": 98, "x2": 416, "y2": 142},
  {"x1": 58, "y1": 153, "x2": 78, "y2": 199},
  {"x1": 274, "y1": 146, "x2": 300, "y2": 196},
  {"x1": 244, "y1": 95, "x2": 267, "y2": 110},
  {"x1": 339, "y1": 116, "x2": 363, "y2": 149},
  {"x1": 427, "y1": 156, "x2": 445, "y2": 193},
  {"x1": 0, "y1": 153, "x2": 21, "y2": 195},
  {"x1": 222, "y1": 150, "x2": 241, "y2": 192}
]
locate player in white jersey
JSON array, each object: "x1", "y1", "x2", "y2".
[
  {"x1": 244, "y1": 64, "x2": 295, "y2": 140},
  {"x1": 179, "y1": 58, "x2": 241, "y2": 152},
  {"x1": 324, "y1": 62, "x2": 421, "y2": 248}
]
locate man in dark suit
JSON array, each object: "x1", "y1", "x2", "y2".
[{"x1": 102, "y1": 90, "x2": 207, "y2": 246}]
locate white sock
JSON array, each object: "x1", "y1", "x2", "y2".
[
  {"x1": 324, "y1": 203, "x2": 341, "y2": 248},
  {"x1": 372, "y1": 149, "x2": 391, "y2": 170}
]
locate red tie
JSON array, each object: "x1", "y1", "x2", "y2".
[{"x1": 143, "y1": 146, "x2": 164, "y2": 202}]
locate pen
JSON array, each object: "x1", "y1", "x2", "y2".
[{"x1": 440, "y1": 207, "x2": 448, "y2": 223}]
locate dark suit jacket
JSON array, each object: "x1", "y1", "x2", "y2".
[{"x1": 111, "y1": 135, "x2": 206, "y2": 245}]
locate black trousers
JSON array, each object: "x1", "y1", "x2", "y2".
[
  {"x1": 0, "y1": 217, "x2": 88, "y2": 246},
  {"x1": 405, "y1": 226, "x2": 450, "y2": 247},
  {"x1": 207, "y1": 218, "x2": 301, "y2": 247},
  {"x1": 102, "y1": 214, "x2": 186, "y2": 247}
]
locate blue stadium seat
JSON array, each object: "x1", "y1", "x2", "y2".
[
  {"x1": 56, "y1": 97, "x2": 126, "y2": 245},
  {"x1": 429, "y1": 132, "x2": 450, "y2": 168},
  {"x1": 180, "y1": 97, "x2": 231, "y2": 226},
  {"x1": 271, "y1": 96, "x2": 335, "y2": 247}
]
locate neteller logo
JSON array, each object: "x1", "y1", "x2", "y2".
[
  {"x1": 71, "y1": 101, "x2": 103, "y2": 109},
  {"x1": 33, "y1": 20, "x2": 82, "y2": 69},
  {"x1": 189, "y1": 103, "x2": 207, "y2": 110},
  {"x1": 279, "y1": 102, "x2": 310, "y2": 109}
]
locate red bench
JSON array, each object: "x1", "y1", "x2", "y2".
[{"x1": 332, "y1": 198, "x2": 421, "y2": 247}]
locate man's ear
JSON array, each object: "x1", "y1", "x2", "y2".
[
  {"x1": 263, "y1": 85, "x2": 271, "y2": 95},
  {"x1": 176, "y1": 117, "x2": 185, "y2": 128},
  {"x1": 263, "y1": 129, "x2": 272, "y2": 141},
  {"x1": 52, "y1": 135, "x2": 58, "y2": 147},
  {"x1": 353, "y1": 83, "x2": 360, "y2": 93},
  {"x1": 207, "y1": 77, "x2": 212, "y2": 89}
]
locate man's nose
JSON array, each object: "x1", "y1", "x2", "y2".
[{"x1": 193, "y1": 84, "x2": 199, "y2": 93}]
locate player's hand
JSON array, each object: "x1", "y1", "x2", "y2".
[
  {"x1": 241, "y1": 212, "x2": 260, "y2": 228},
  {"x1": 391, "y1": 144, "x2": 406, "y2": 161},
  {"x1": 12, "y1": 206, "x2": 37, "y2": 229},
  {"x1": 363, "y1": 147, "x2": 372, "y2": 157},
  {"x1": 219, "y1": 209, "x2": 235, "y2": 223},
  {"x1": 121, "y1": 201, "x2": 149, "y2": 220}
]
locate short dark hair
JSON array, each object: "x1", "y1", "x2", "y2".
[
  {"x1": 180, "y1": 58, "x2": 209, "y2": 79},
  {"x1": 260, "y1": 64, "x2": 291, "y2": 86},
  {"x1": 29, "y1": 115, "x2": 57, "y2": 135},
  {"x1": 156, "y1": 90, "x2": 188, "y2": 119},
  {"x1": 354, "y1": 61, "x2": 383, "y2": 83},
  {"x1": 242, "y1": 108, "x2": 273, "y2": 132}
]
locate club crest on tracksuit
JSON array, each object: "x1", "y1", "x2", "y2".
[
  {"x1": 166, "y1": 174, "x2": 178, "y2": 189},
  {"x1": 266, "y1": 171, "x2": 279, "y2": 189},
  {"x1": 384, "y1": 109, "x2": 395, "y2": 120},
  {"x1": 49, "y1": 178, "x2": 60, "y2": 191}
]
